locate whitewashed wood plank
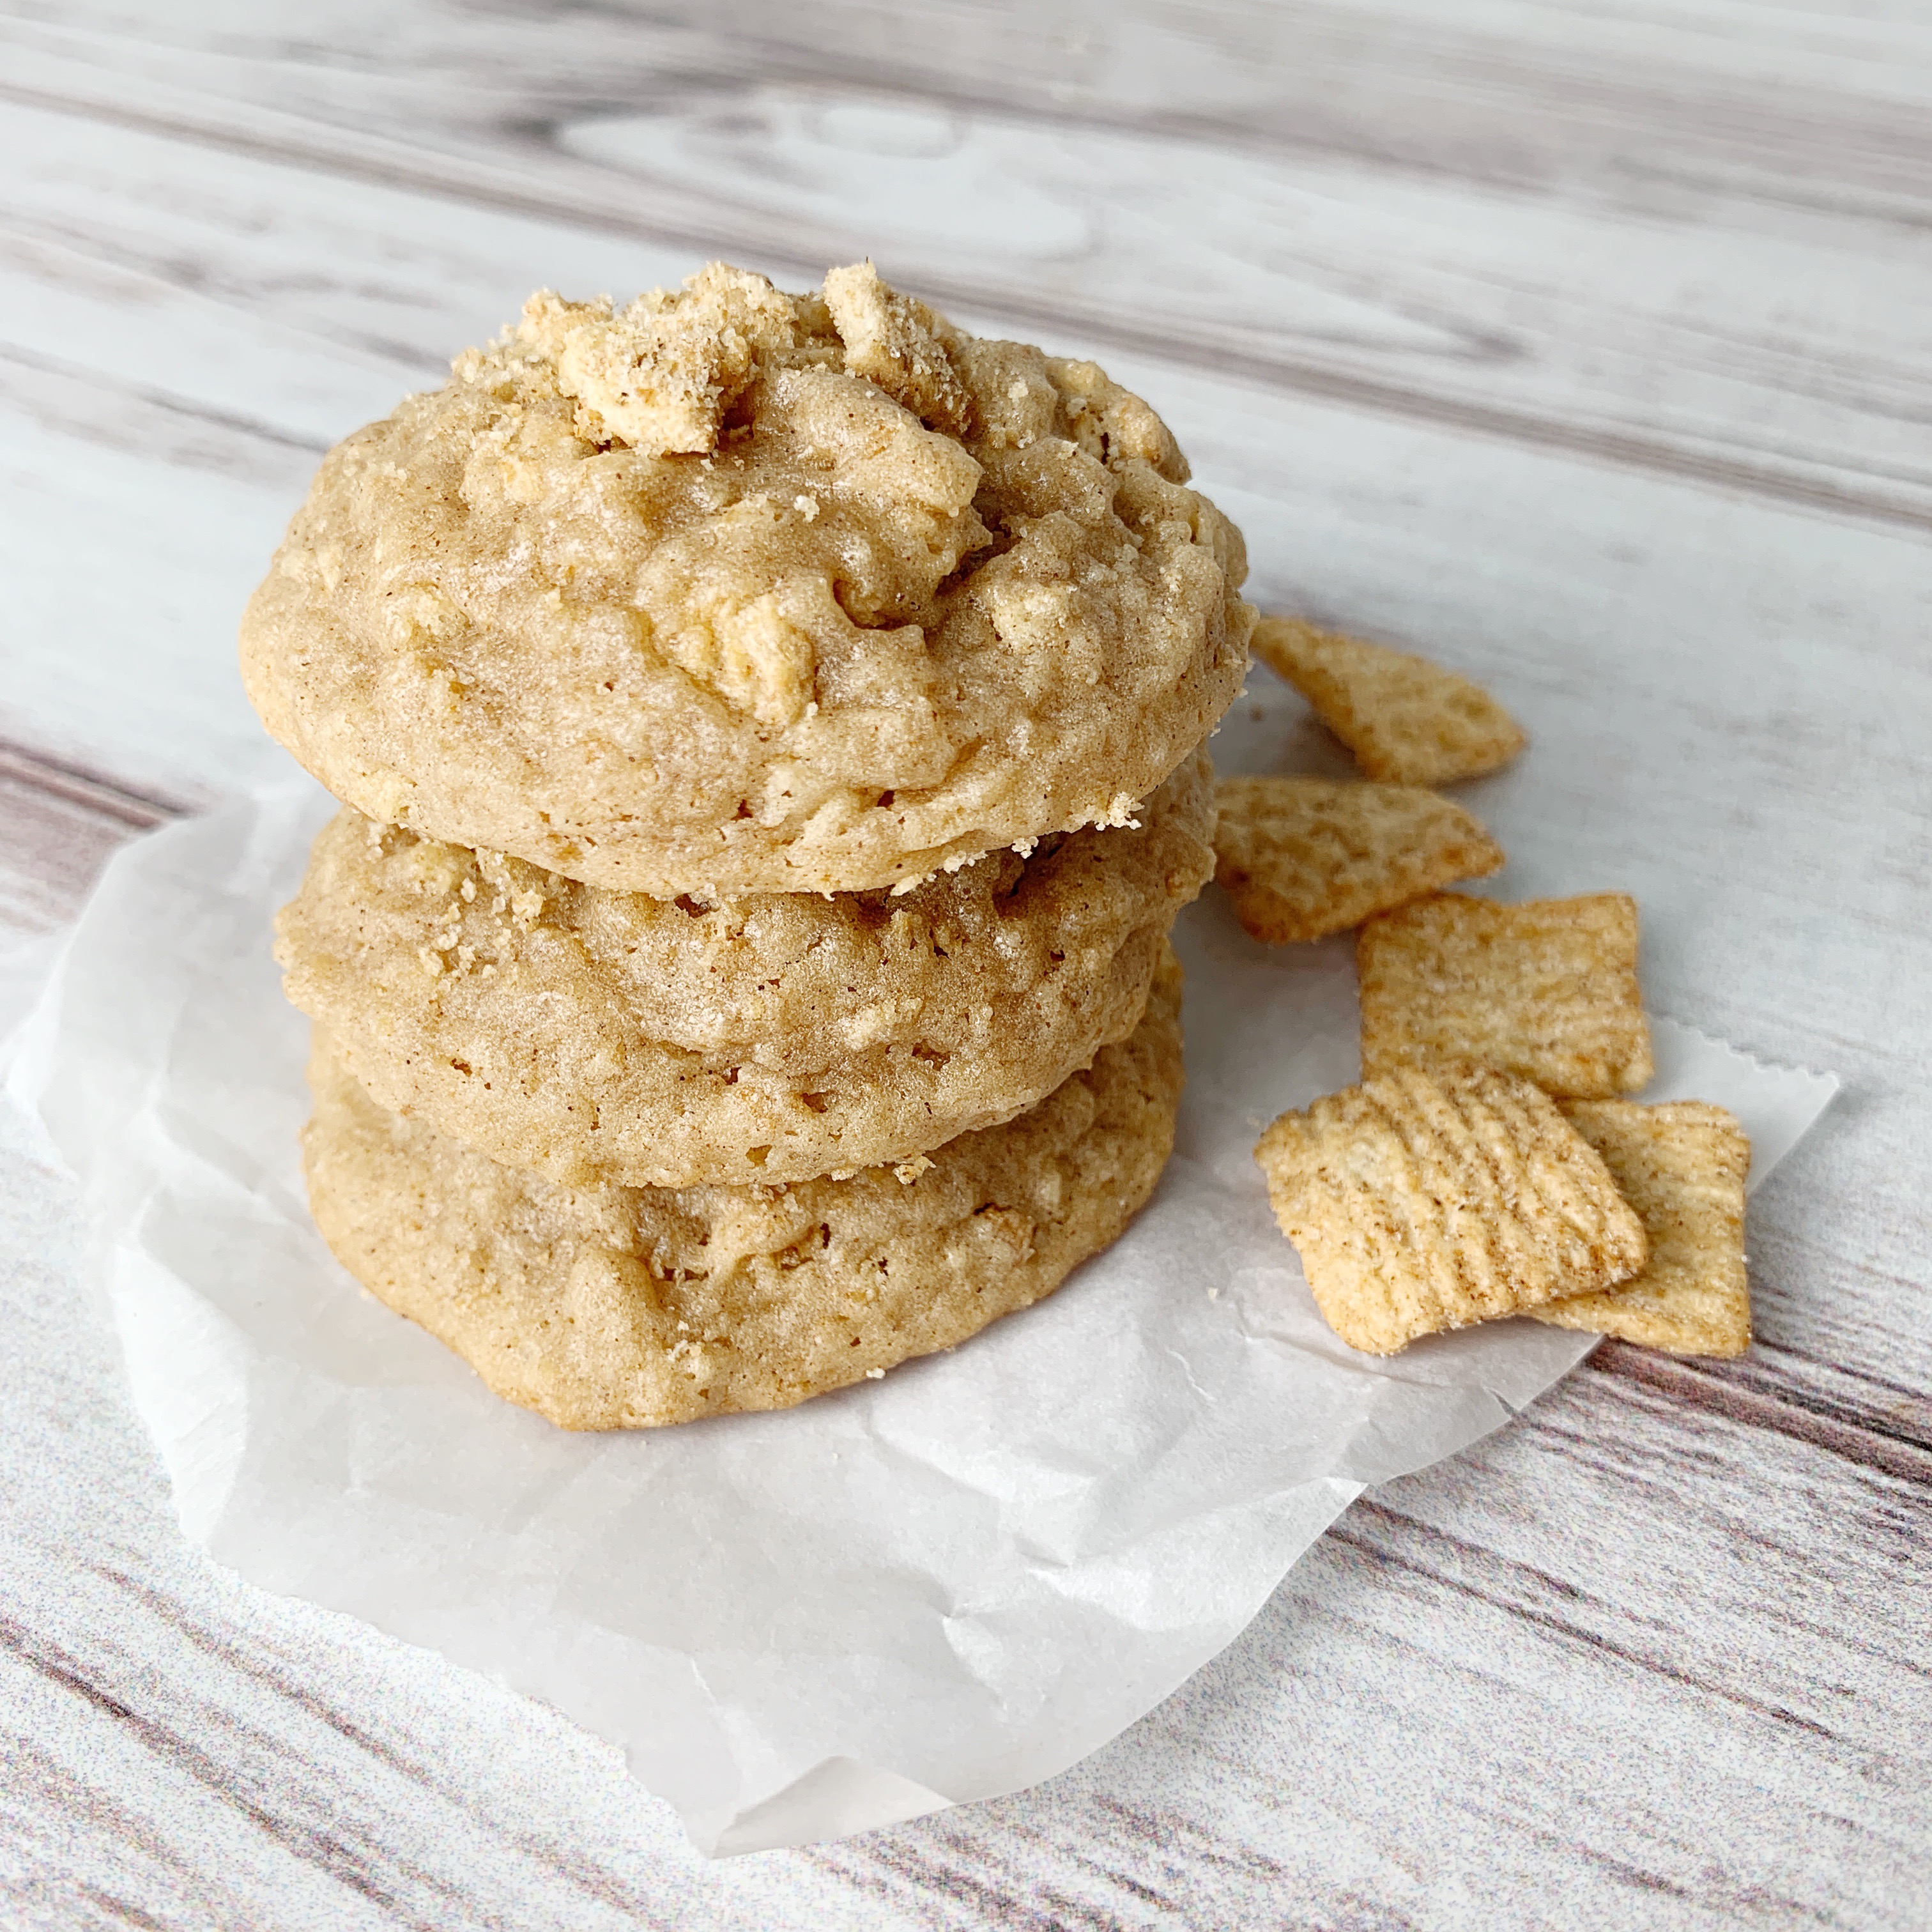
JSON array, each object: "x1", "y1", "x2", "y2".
[
  {"x1": 1, "y1": 661, "x2": 1926, "y2": 1922},
  {"x1": 0, "y1": 98, "x2": 671, "y2": 441},
  {"x1": 0, "y1": 362, "x2": 315, "y2": 804},
  {"x1": 550, "y1": 87, "x2": 1932, "y2": 520},
  {"x1": 2, "y1": 91, "x2": 1929, "y2": 810},
  {"x1": 0, "y1": 746, "x2": 174, "y2": 940},
  {"x1": 0, "y1": 1133, "x2": 913, "y2": 1932},
  {"x1": 3, "y1": 792, "x2": 1921, "y2": 1917},
  {"x1": 815, "y1": 1365, "x2": 1932, "y2": 1928},
  {"x1": 3, "y1": 8, "x2": 1931, "y2": 523},
  {"x1": 17, "y1": 0, "x2": 1932, "y2": 211}
]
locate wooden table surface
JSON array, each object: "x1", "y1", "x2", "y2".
[{"x1": 3, "y1": 3, "x2": 1929, "y2": 1926}]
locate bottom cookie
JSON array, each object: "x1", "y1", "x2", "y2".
[{"x1": 302, "y1": 949, "x2": 1185, "y2": 1429}]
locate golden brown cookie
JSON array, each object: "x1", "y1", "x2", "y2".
[
  {"x1": 1356, "y1": 891, "x2": 1653, "y2": 1098},
  {"x1": 241, "y1": 261, "x2": 1252, "y2": 896},
  {"x1": 1212, "y1": 775, "x2": 1503, "y2": 944},
  {"x1": 301, "y1": 951, "x2": 1187, "y2": 1429},
  {"x1": 1254, "y1": 1064, "x2": 1648, "y2": 1354},
  {"x1": 1252, "y1": 617, "x2": 1524, "y2": 786},
  {"x1": 277, "y1": 749, "x2": 1215, "y2": 1188},
  {"x1": 1531, "y1": 1100, "x2": 1751, "y2": 1356}
]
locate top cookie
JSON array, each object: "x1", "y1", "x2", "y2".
[{"x1": 241, "y1": 260, "x2": 1254, "y2": 896}]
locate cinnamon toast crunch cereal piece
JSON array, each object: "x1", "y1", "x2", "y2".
[
  {"x1": 1252, "y1": 617, "x2": 1525, "y2": 786},
  {"x1": 1357, "y1": 892, "x2": 1653, "y2": 1098},
  {"x1": 1531, "y1": 1100, "x2": 1751, "y2": 1356},
  {"x1": 1213, "y1": 776, "x2": 1503, "y2": 944},
  {"x1": 514, "y1": 264, "x2": 797, "y2": 457},
  {"x1": 822, "y1": 259, "x2": 974, "y2": 438},
  {"x1": 1254, "y1": 1066, "x2": 1648, "y2": 1354}
]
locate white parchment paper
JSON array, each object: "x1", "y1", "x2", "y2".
[{"x1": 3, "y1": 783, "x2": 1837, "y2": 1854}]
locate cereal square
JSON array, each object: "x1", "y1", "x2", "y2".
[
  {"x1": 1254, "y1": 1065, "x2": 1648, "y2": 1354},
  {"x1": 1357, "y1": 891, "x2": 1653, "y2": 1098},
  {"x1": 1213, "y1": 775, "x2": 1503, "y2": 944},
  {"x1": 1531, "y1": 1100, "x2": 1751, "y2": 1356},
  {"x1": 1252, "y1": 617, "x2": 1525, "y2": 786}
]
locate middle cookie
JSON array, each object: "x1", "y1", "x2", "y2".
[{"x1": 279, "y1": 746, "x2": 1214, "y2": 1190}]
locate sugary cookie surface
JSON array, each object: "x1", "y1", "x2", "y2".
[
  {"x1": 242, "y1": 261, "x2": 1252, "y2": 896},
  {"x1": 277, "y1": 748, "x2": 1215, "y2": 1188}
]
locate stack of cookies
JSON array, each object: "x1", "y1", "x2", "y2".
[{"x1": 240, "y1": 261, "x2": 1254, "y2": 1428}]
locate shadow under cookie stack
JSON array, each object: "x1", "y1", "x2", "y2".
[{"x1": 239, "y1": 261, "x2": 1253, "y2": 1429}]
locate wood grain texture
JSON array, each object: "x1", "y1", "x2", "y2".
[
  {"x1": 6, "y1": 2, "x2": 1931, "y2": 525},
  {"x1": 1, "y1": 1, "x2": 1929, "y2": 1924},
  {"x1": 0, "y1": 744, "x2": 176, "y2": 939},
  {"x1": 811, "y1": 1366, "x2": 1932, "y2": 1929}
]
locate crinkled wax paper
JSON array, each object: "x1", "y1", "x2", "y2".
[{"x1": 3, "y1": 783, "x2": 1837, "y2": 1854}]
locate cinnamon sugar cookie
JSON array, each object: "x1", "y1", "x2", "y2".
[
  {"x1": 243, "y1": 262, "x2": 1252, "y2": 895},
  {"x1": 279, "y1": 751, "x2": 1214, "y2": 1188},
  {"x1": 301, "y1": 951, "x2": 1186, "y2": 1429}
]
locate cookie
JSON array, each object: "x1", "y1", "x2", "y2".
[
  {"x1": 241, "y1": 261, "x2": 1253, "y2": 896},
  {"x1": 278, "y1": 747, "x2": 1214, "y2": 1188},
  {"x1": 1254, "y1": 1064, "x2": 1648, "y2": 1355},
  {"x1": 301, "y1": 950, "x2": 1186, "y2": 1429},
  {"x1": 1251, "y1": 617, "x2": 1524, "y2": 786},
  {"x1": 1212, "y1": 775, "x2": 1503, "y2": 944},
  {"x1": 1356, "y1": 891, "x2": 1653, "y2": 1098},
  {"x1": 1531, "y1": 1100, "x2": 1751, "y2": 1356}
]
